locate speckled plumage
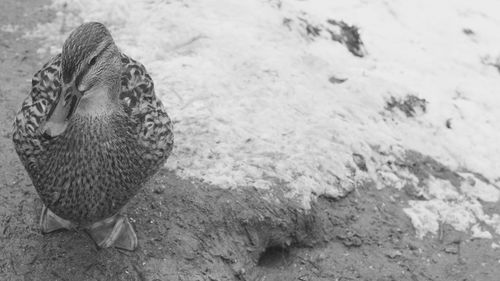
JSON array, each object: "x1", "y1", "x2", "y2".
[{"x1": 12, "y1": 52, "x2": 174, "y2": 226}]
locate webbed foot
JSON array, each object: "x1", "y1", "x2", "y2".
[
  {"x1": 40, "y1": 205, "x2": 75, "y2": 233},
  {"x1": 87, "y1": 214, "x2": 138, "y2": 251}
]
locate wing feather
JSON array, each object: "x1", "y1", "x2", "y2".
[
  {"x1": 12, "y1": 54, "x2": 62, "y2": 168},
  {"x1": 119, "y1": 54, "x2": 174, "y2": 161}
]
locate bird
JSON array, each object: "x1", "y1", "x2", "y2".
[{"x1": 12, "y1": 22, "x2": 174, "y2": 251}]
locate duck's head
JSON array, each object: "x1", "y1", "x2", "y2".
[{"x1": 42, "y1": 22, "x2": 122, "y2": 138}]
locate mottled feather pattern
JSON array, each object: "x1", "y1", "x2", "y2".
[
  {"x1": 12, "y1": 53, "x2": 174, "y2": 225},
  {"x1": 119, "y1": 55, "x2": 174, "y2": 159},
  {"x1": 12, "y1": 54, "x2": 62, "y2": 172}
]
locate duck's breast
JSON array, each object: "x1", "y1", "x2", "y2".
[{"x1": 33, "y1": 114, "x2": 156, "y2": 224}]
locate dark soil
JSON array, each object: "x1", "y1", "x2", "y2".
[
  {"x1": 0, "y1": 1, "x2": 498, "y2": 280},
  {"x1": 385, "y1": 95, "x2": 427, "y2": 118}
]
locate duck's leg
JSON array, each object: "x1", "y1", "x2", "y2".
[
  {"x1": 40, "y1": 205, "x2": 75, "y2": 233},
  {"x1": 87, "y1": 214, "x2": 138, "y2": 251}
]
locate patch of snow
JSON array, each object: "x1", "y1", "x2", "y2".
[
  {"x1": 404, "y1": 198, "x2": 478, "y2": 238},
  {"x1": 404, "y1": 201, "x2": 441, "y2": 238},
  {"x1": 25, "y1": 0, "x2": 500, "y2": 235},
  {"x1": 427, "y1": 179, "x2": 461, "y2": 201},
  {"x1": 404, "y1": 177, "x2": 500, "y2": 238},
  {"x1": 459, "y1": 173, "x2": 500, "y2": 202},
  {"x1": 471, "y1": 224, "x2": 493, "y2": 239}
]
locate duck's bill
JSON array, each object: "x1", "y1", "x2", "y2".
[{"x1": 41, "y1": 84, "x2": 82, "y2": 138}]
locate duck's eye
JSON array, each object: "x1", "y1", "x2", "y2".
[{"x1": 89, "y1": 56, "x2": 97, "y2": 66}]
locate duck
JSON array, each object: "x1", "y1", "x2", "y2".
[{"x1": 12, "y1": 22, "x2": 174, "y2": 251}]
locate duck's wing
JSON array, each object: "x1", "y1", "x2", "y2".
[
  {"x1": 12, "y1": 54, "x2": 62, "y2": 170},
  {"x1": 119, "y1": 53, "x2": 174, "y2": 165}
]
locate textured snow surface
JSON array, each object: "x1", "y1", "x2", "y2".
[{"x1": 24, "y1": 0, "x2": 500, "y2": 240}]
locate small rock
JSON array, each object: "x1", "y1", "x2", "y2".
[
  {"x1": 352, "y1": 153, "x2": 368, "y2": 172},
  {"x1": 153, "y1": 186, "x2": 165, "y2": 194},
  {"x1": 445, "y1": 119, "x2": 452, "y2": 129},
  {"x1": 444, "y1": 244, "x2": 458, "y2": 254},
  {"x1": 299, "y1": 275, "x2": 309, "y2": 281},
  {"x1": 232, "y1": 263, "x2": 245, "y2": 279},
  {"x1": 329, "y1": 76, "x2": 347, "y2": 84},
  {"x1": 385, "y1": 249, "x2": 402, "y2": 259},
  {"x1": 337, "y1": 230, "x2": 363, "y2": 247},
  {"x1": 462, "y1": 28, "x2": 475, "y2": 36}
]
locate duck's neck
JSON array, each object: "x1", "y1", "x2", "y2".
[{"x1": 75, "y1": 83, "x2": 121, "y2": 118}]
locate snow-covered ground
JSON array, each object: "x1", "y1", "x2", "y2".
[{"x1": 19, "y1": 0, "x2": 500, "y2": 242}]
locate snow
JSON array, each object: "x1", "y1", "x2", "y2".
[
  {"x1": 404, "y1": 177, "x2": 500, "y2": 239},
  {"x1": 24, "y1": 0, "x2": 500, "y2": 240},
  {"x1": 471, "y1": 224, "x2": 493, "y2": 240}
]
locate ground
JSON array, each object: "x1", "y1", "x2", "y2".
[{"x1": 0, "y1": 0, "x2": 499, "y2": 281}]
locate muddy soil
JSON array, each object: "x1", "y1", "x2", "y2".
[{"x1": 0, "y1": 1, "x2": 499, "y2": 280}]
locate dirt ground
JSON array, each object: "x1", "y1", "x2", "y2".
[{"x1": 1, "y1": 1, "x2": 499, "y2": 280}]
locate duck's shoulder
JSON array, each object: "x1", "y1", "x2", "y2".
[
  {"x1": 13, "y1": 54, "x2": 62, "y2": 140},
  {"x1": 12, "y1": 54, "x2": 62, "y2": 169},
  {"x1": 119, "y1": 53, "x2": 154, "y2": 108},
  {"x1": 31, "y1": 53, "x2": 62, "y2": 102},
  {"x1": 119, "y1": 53, "x2": 174, "y2": 160}
]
